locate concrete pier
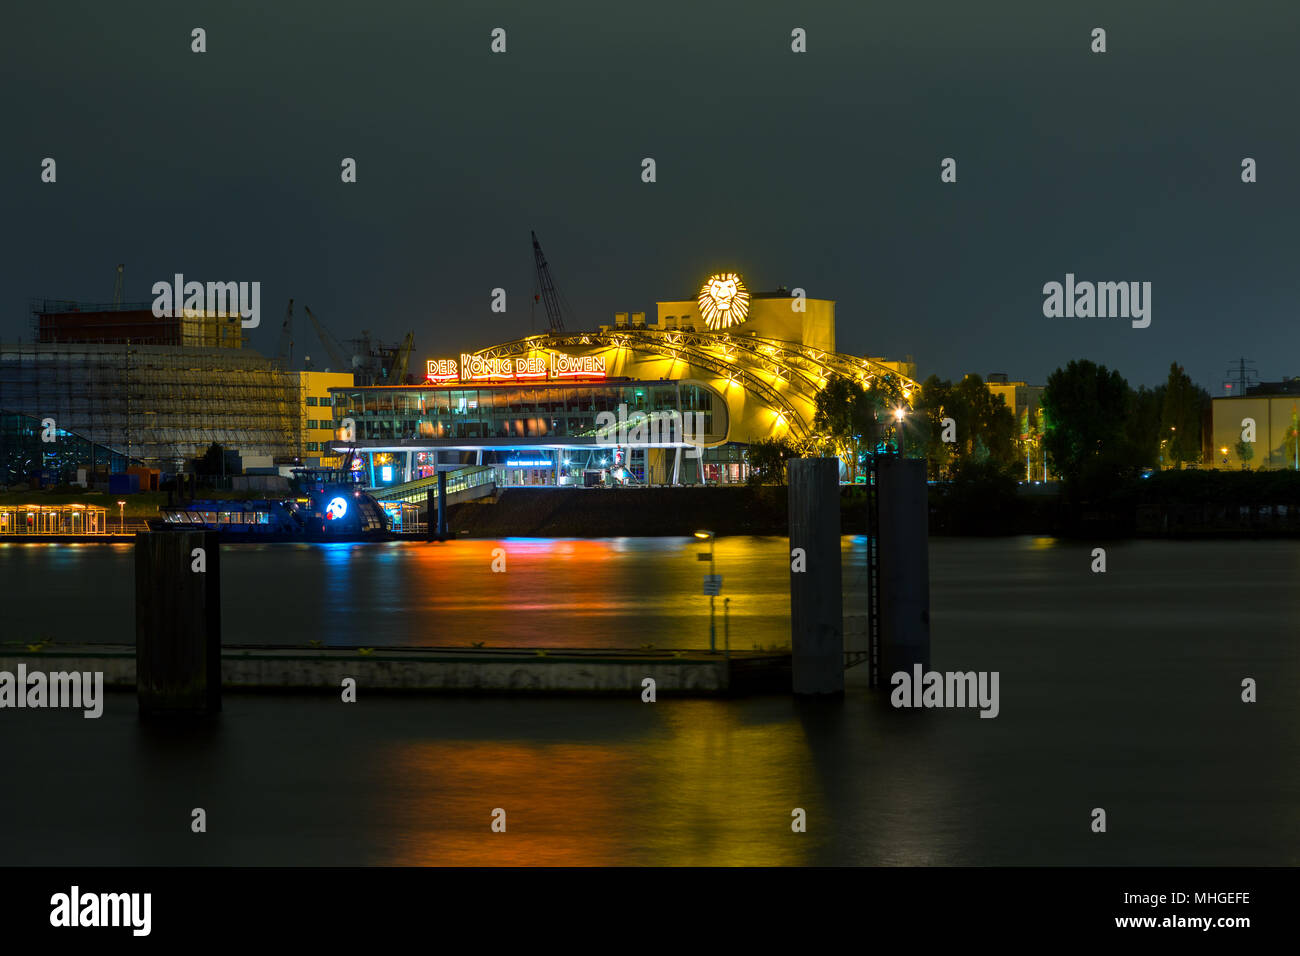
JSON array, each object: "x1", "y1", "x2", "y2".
[
  {"x1": 877, "y1": 457, "x2": 931, "y2": 678},
  {"x1": 135, "y1": 530, "x2": 222, "y2": 716},
  {"x1": 788, "y1": 458, "x2": 844, "y2": 695},
  {"x1": 0, "y1": 645, "x2": 790, "y2": 697}
]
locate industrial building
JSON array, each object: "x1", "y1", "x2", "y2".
[{"x1": 1211, "y1": 391, "x2": 1300, "y2": 470}]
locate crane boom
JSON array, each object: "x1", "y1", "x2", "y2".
[
  {"x1": 531, "y1": 230, "x2": 565, "y2": 332},
  {"x1": 393, "y1": 331, "x2": 414, "y2": 383},
  {"x1": 303, "y1": 306, "x2": 350, "y2": 372},
  {"x1": 275, "y1": 298, "x2": 295, "y2": 367}
]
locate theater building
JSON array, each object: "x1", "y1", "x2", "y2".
[{"x1": 330, "y1": 273, "x2": 918, "y2": 488}]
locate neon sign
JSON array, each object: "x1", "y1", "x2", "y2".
[
  {"x1": 425, "y1": 352, "x2": 607, "y2": 383},
  {"x1": 462, "y1": 353, "x2": 549, "y2": 381},
  {"x1": 504, "y1": 458, "x2": 552, "y2": 467},
  {"x1": 427, "y1": 359, "x2": 458, "y2": 383},
  {"x1": 549, "y1": 353, "x2": 606, "y2": 378}
]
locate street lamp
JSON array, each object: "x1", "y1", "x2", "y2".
[
  {"x1": 695, "y1": 530, "x2": 717, "y2": 653},
  {"x1": 117, "y1": 500, "x2": 126, "y2": 535}
]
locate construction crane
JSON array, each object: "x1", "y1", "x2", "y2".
[
  {"x1": 275, "y1": 299, "x2": 295, "y2": 368},
  {"x1": 303, "y1": 306, "x2": 352, "y2": 373},
  {"x1": 390, "y1": 331, "x2": 415, "y2": 383},
  {"x1": 531, "y1": 230, "x2": 568, "y2": 332}
]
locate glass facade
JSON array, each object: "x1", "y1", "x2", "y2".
[
  {"x1": 1, "y1": 409, "x2": 136, "y2": 486},
  {"x1": 328, "y1": 380, "x2": 743, "y2": 487},
  {"x1": 330, "y1": 381, "x2": 723, "y2": 443}
]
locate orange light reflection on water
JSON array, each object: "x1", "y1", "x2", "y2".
[{"x1": 377, "y1": 702, "x2": 820, "y2": 866}]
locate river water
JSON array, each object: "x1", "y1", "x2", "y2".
[{"x1": 1, "y1": 536, "x2": 1296, "y2": 865}]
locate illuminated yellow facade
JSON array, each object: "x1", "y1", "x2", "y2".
[
  {"x1": 295, "y1": 371, "x2": 354, "y2": 466},
  {"x1": 335, "y1": 276, "x2": 919, "y2": 487},
  {"x1": 1212, "y1": 395, "x2": 1300, "y2": 470},
  {"x1": 473, "y1": 285, "x2": 915, "y2": 450}
]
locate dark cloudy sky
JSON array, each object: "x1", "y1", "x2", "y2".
[{"x1": 3, "y1": 0, "x2": 1297, "y2": 391}]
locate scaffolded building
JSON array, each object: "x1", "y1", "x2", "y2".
[{"x1": 0, "y1": 341, "x2": 301, "y2": 475}]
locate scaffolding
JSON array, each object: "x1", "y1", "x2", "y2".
[{"x1": 0, "y1": 342, "x2": 302, "y2": 470}]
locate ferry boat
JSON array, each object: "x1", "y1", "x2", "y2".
[{"x1": 150, "y1": 468, "x2": 411, "y2": 540}]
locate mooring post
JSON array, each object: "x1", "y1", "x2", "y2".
[
  {"x1": 876, "y1": 457, "x2": 931, "y2": 679},
  {"x1": 788, "y1": 457, "x2": 844, "y2": 695},
  {"x1": 135, "y1": 530, "x2": 221, "y2": 717},
  {"x1": 437, "y1": 470, "x2": 449, "y2": 540}
]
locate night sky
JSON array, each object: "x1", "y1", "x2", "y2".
[{"x1": 3, "y1": 0, "x2": 1297, "y2": 391}]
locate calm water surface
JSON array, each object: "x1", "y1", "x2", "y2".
[{"x1": 1, "y1": 537, "x2": 1296, "y2": 865}]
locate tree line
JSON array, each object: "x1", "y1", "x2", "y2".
[{"x1": 747, "y1": 360, "x2": 1214, "y2": 494}]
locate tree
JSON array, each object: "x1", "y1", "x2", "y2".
[
  {"x1": 1160, "y1": 363, "x2": 1208, "y2": 468},
  {"x1": 1281, "y1": 403, "x2": 1300, "y2": 471},
  {"x1": 746, "y1": 436, "x2": 796, "y2": 485},
  {"x1": 914, "y1": 375, "x2": 956, "y2": 479},
  {"x1": 1125, "y1": 383, "x2": 1165, "y2": 469},
  {"x1": 1234, "y1": 438, "x2": 1254, "y2": 468},
  {"x1": 958, "y1": 374, "x2": 1018, "y2": 469},
  {"x1": 196, "y1": 442, "x2": 226, "y2": 477},
  {"x1": 1041, "y1": 360, "x2": 1133, "y2": 494},
  {"x1": 1018, "y1": 407, "x2": 1035, "y2": 480},
  {"x1": 814, "y1": 374, "x2": 909, "y2": 482},
  {"x1": 913, "y1": 374, "x2": 1017, "y2": 479},
  {"x1": 1036, "y1": 405, "x2": 1050, "y2": 479}
]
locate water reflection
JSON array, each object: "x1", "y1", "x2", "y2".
[
  {"x1": 378, "y1": 701, "x2": 821, "y2": 866},
  {"x1": 1, "y1": 536, "x2": 1297, "y2": 866}
]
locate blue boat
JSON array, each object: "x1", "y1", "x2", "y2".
[{"x1": 150, "y1": 469, "x2": 399, "y2": 540}]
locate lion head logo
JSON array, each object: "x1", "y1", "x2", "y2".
[{"x1": 698, "y1": 272, "x2": 750, "y2": 330}]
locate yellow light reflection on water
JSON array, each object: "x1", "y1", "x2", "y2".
[{"x1": 377, "y1": 702, "x2": 819, "y2": 866}]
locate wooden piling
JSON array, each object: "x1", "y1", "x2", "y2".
[
  {"x1": 788, "y1": 458, "x2": 844, "y2": 695},
  {"x1": 135, "y1": 530, "x2": 221, "y2": 717},
  {"x1": 877, "y1": 457, "x2": 931, "y2": 679}
]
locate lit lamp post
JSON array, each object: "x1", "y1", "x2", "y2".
[
  {"x1": 894, "y1": 406, "x2": 906, "y2": 455},
  {"x1": 695, "y1": 530, "x2": 717, "y2": 653},
  {"x1": 117, "y1": 500, "x2": 126, "y2": 535}
]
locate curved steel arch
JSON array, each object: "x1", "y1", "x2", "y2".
[
  {"x1": 475, "y1": 331, "x2": 813, "y2": 439},
  {"x1": 472, "y1": 330, "x2": 921, "y2": 443}
]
